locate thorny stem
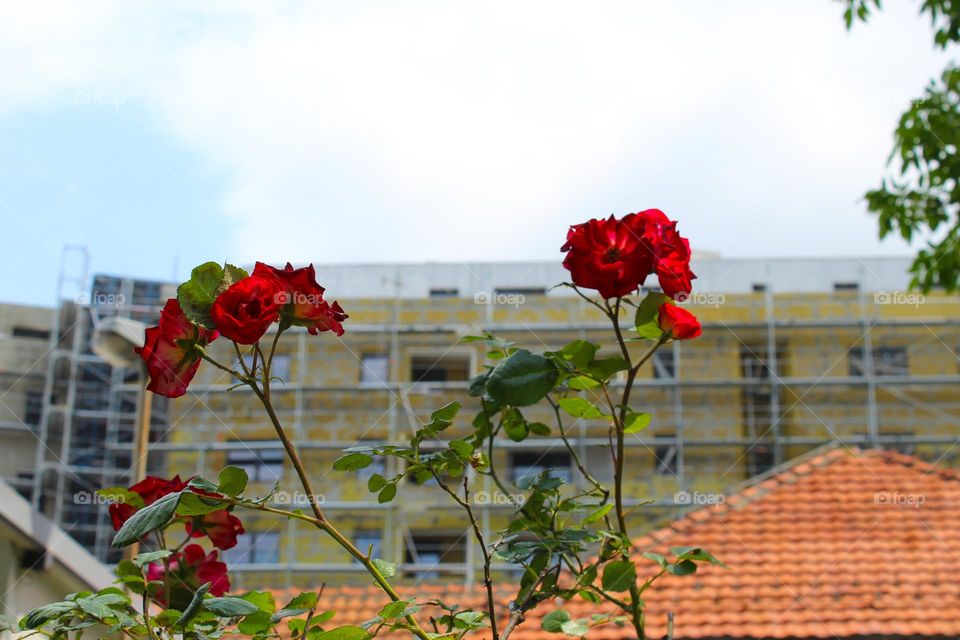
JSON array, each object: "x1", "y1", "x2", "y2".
[
  {"x1": 201, "y1": 334, "x2": 434, "y2": 640},
  {"x1": 434, "y1": 474, "x2": 500, "y2": 640}
]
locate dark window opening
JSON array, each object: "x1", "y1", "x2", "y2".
[
  {"x1": 410, "y1": 354, "x2": 470, "y2": 383},
  {"x1": 849, "y1": 347, "x2": 908, "y2": 377},
  {"x1": 746, "y1": 443, "x2": 776, "y2": 477},
  {"x1": 752, "y1": 283, "x2": 767, "y2": 293},
  {"x1": 429, "y1": 288, "x2": 459, "y2": 298},
  {"x1": 224, "y1": 530, "x2": 280, "y2": 564},
  {"x1": 493, "y1": 287, "x2": 546, "y2": 296},
  {"x1": 25, "y1": 391, "x2": 43, "y2": 427},
  {"x1": 12, "y1": 326, "x2": 50, "y2": 340},
  {"x1": 654, "y1": 441, "x2": 678, "y2": 476},
  {"x1": 405, "y1": 533, "x2": 466, "y2": 578},
  {"x1": 510, "y1": 451, "x2": 572, "y2": 485},
  {"x1": 226, "y1": 444, "x2": 284, "y2": 483},
  {"x1": 834, "y1": 282, "x2": 859, "y2": 292},
  {"x1": 653, "y1": 350, "x2": 676, "y2": 379}
]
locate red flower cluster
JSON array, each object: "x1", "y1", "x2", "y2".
[
  {"x1": 109, "y1": 475, "x2": 245, "y2": 550},
  {"x1": 138, "y1": 262, "x2": 347, "y2": 398},
  {"x1": 561, "y1": 210, "x2": 695, "y2": 300},
  {"x1": 136, "y1": 300, "x2": 218, "y2": 398},
  {"x1": 147, "y1": 544, "x2": 230, "y2": 609},
  {"x1": 211, "y1": 262, "x2": 347, "y2": 344}
]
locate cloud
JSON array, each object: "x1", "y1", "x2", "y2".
[{"x1": 0, "y1": 1, "x2": 948, "y2": 266}]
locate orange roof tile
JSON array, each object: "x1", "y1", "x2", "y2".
[{"x1": 273, "y1": 447, "x2": 960, "y2": 639}]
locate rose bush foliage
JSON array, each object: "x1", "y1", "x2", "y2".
[{"x1": 15, "y1": 211, "x2": 719, "y2": 640}]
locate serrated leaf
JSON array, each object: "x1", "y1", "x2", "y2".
[
  {"x1": 218, "y1": 466, "x2": 248, "y2": 497},
  {"x1": 485, "y1": 350, "x2": 559, "y2": 407},
  {"x1": 623, "y1": 412, "x2": 651, "y2": 434},
  {"x1": 367, "y1": 474, "x2": 387, "y2": 492},
  {"x1": 205, "y1": 597, "x2": 261, "y2": 617},
  {"x1": 558, "y1": 397, "x2": 605, "y2": 419},
  {"x1": 180, "y1": 582, "x2": 211, "y2": 626},
  {"x1": 316, "y1": 625, "x2": 371, "y2": 640},
  {"x1": 112, "y1": 491, "x2": 181, "y2": 547},
  {"x1": 601, "y1": 559, "x2": 636, "y2": 592},
  {"x1": 333, "y1": 453, "x2": 373, "y2": 471},
  {"x1": 20, "y1": 602, "x2": 76, "y2": 629},
  {"x1": 541, "y1": 610, "x2": 570, "y2": 633},
  {"x1": 560, "y1": 619, "x2": 589, "y2": 637},
  {"x1": 132, "y1": 550, "x2": 172, "y2": 568},
  {"x1": 378, "y1": 601, "x2": 409, "y2": 619},
  {"x1": 634, "y1": 292, "x2": 670, "y2": 339},
  {"x1": 583, "y1": 503, "x2": 613, "y2": 524},
  {"x1": 378, "y1": 484, "x2": 397, "y2": 503},
  {"x1": 371, "y1": 558, "x2": 396, "y2": 577}
]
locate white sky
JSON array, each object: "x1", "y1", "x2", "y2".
[{"x1": 0, "y1": 1, "x2": 951, "y2": 303}]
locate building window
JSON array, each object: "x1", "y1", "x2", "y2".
[
  {"x1": 493, "y1": 287, "x2": 546, "y2": 297},
  {"x1": 510, "y1": 451, "x2": 572, "y2": 486},
  {"x1": 360, "y1": 354, "x2": 390, "y2": 384},
  {"x1": 12, "y1": 326, "x2": 50, "y2": 340},
  {"x1": 751, "y1": 283, "x2": 767, "y2": 293},
  {"x1": 833, "y1": 282, "x2": 859, "y2": 292},
  {"x1": 849, "y1": 347, "x2": 908, "y2": 376},
  {"x1": 653, "y1": 350, "x2": 676, "y2": 379},
  {"x1": 224, "y1": 530, "x2": 280, "y2": 564},
  {"x1": 354, "y1": 530, "x2": 382, "y2": 562},
  {"x1": 410, "y1": 354, "x2": 471, "y2": 383},
  {"x1": 24, "y1": 391, "x2": 43, "y2": 427},
  {"x1": 429, "y1": 288, "x2": 459, "y2": 298},
  {"x1": 654, "y1": 441, "x2": 678, "y2": 476},
  {"x1": 226, "y1": 444, "x2": 284, "y2": 482},
  {"x1": 405, "y1": 533, "x2": 466, "y2": 578}
]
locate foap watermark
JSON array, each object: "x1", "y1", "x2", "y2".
[
  {"x1": 74, "y1": 491, "x2": 127, "y2": 506},
  {"x1": 473, "y1": 291, "x2": 525, "y2": 308},
  {"x1": 274, "y1": 291, "x2": 325, "y2": 306},
  {"x1": 874, "y1": 490, "x2": 925, "y2": 508},
  {"x1": 76, "y1": 291, "x2": 126, "y2": 307},
  {"x1": 272, "y1": 491, "x2": 326, "y2": 506},
  {"x1": 472, "y1": 490, "x2": 525, "y2": 506},
  {"x1": 874, "y1": 291, "x2": 925, "y2": 308},
  {"x1": 74, "y1": 90, "x2": 125, "y2": 109},
  {"x1": 673, "y1": 490, "x2": 725, "y2": 506},
  {"x1": 674, "y1": 292, "x2": 725, "y2": 308}
]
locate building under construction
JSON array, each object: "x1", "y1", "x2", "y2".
[{"x1": 5, "y1": 255, "x2": 959, "y2": 588}]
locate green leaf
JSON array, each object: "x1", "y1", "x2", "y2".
[
  {"x1": 378, "y1": 601, "x2": 410, "y2": 619},
  {"x1": 180, "y1": 582, "x2": 212, "y2": 626},
  {"x1": 333, "y1": 453, "x2": 374, "y2": 471},
  {"x1": 112, "y1": 491, "x2": 181, "y2": 547},
  {"x1": 601, "y1": 559, "x2": 637, "y2": 592},
  {"x1": 371, "y1": 558, "x2": 396, "y2": 577},
  {"x1": 642, "y1": 551, "x2": 667, "y2": 569},
  {"x1": 586, "y1": 356, "x2": 629, "y2": 380},
  {"x1": 20, "y1": 602, "x2": 75, "y2": 629},
  {"x1": 241, "y1": 591, "x2": 276, "y2": 613},
  {"x1": 176, "y1": 491, "x2": 228, "y2": 516},
  {"x1": 558, "y1": 397, "x2": 605, "y2": 419},
  {"x1": 377, "y1": 484, "x2": 397, "y2": 504},
  {"x1": 552, "y1": 340, "x2": 600, "y2": 369},
  {"x1": 583, "y1": 503, "x2": 613, "y2": 524},
  {"x1": 502, "y1": 408, "x2": 529, "y2": 442},
  {"x1": 452, "y1": 611, "x2": 486, "y2": 630},
  {"x1": 560, "y1": 619, "x2": 589, "y2": 637},
  {"x1": 132, "y1": 550, "x2": 172, "y2": 568},
  {"x1": 75, "y1": 596, "x2": 113, "y2": 620},
  {"x1": 667, "y1": 559, "x2": 698, "y2": 576},
  {"x1": 430, "y1": 402, "x2": 462, "y2": 422},
  {"x1": 367, "y1": 474, "x2": 387, "y2": 492},
  {"x1": 541, "y1": 609, "x2": 570, "y2": 633},
  {"x1": 634, "y1": 292, "x2": 670, "y2": 339},
  {"x1": 467, "y1": 371, "x2": 490, "y2": 397},
  {"x1": 177, "y1": 262, "x2": 235, "y2": 328},
  {"x1": 485, "y1": 350, "x2": 559, "y2": 407},
  {"x1": 218, "y1": 466, "x2": 249, "y2": 497},
  {"x1": 285, "y1": 591, "x2": 319, "y2": 611},
  {"x1": 205, "y1": 597, "x2": 261, "y2": 617},
  {"x1": 528, "y1": 421, "x2": 551, "y2": 436},
  {"x1": 449, "y1": 439, "x2": 473, "y2": 459},
  {"x1": 623, "y1": 412, "x2": 651, "y2": 434},
  {"x1": 316, "y1": 625, "x2": 371, "y2": 640}
]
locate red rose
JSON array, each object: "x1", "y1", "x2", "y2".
[
  {"x1": 657, "y1": 303, "x2": 701, "y2": 340},
  {"x1": 636, "y1": 209, "x2": 696, "y2": 299},
  {"x1": 210, "y1": 276, "x2": 283, "y2": 344},
  {"x1": 186, "y1": 509, "x2": 245, "y2": 550},
  {"x1": 561, "y1": 214, "x2": 657, "y2": 298},
  {"x1": 147, "y1": 544, "x2": 230, "y2": 609},
  {"x1": 252, "y1": 262, "x2": 348, "y2": 336},
  {"x1": 109, "y1": 475, "x2": 188, "y2": 531},
  {"x1": 136, "y1": 299, "x2": 218, "y2": 398}
]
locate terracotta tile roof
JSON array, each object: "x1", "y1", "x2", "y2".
[{"x1": 274, "y1": 447, "x2": 960, "y2": 639}]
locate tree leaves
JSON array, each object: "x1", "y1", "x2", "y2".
[
  {"x1": 217, "y1": 465, "x2": 248, "y2": 497},
  {"x1": 601, "y1": 559, "x2": 637, "y2": 592}
]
